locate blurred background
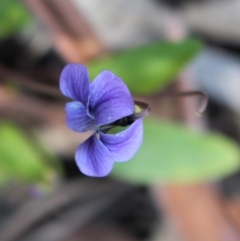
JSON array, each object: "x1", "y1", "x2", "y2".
[{"x1": 1, "y1": 0, "x2": 240, "y2": 240}]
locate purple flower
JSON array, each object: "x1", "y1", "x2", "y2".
[{"x1": 60, "y1": 64, "x2": 144, "y2": 177}]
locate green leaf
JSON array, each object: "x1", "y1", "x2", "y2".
[
  {"x1": 0, "y1": 0, "x2": 32, "y2": 38},
  {"x1": 0, "y1": 122, "x2": 54, "y2": 184},
  {"x1": 111, "y1": 118, "x2": 240, "y2": 184},
  {"x1": 87, "y1": 39, "x2": 202, "y2": 95}
]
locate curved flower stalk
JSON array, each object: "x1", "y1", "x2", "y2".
[{"x1": 60, "y1": 64, "x2": 149, "y2": 177}]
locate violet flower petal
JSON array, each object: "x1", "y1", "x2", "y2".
[
  {"x1": 90, "y1": 71, "x2": 134, "y2": 126},
  {"x1": 75, "y1": 134, "x2": 114, "y2": 177},
  {"x1": 60, "y1": 64, "x2": 90, "y2": 107},
  {"x1": 100, "y1": 119, "x2": 143, "y2": 162},
  {"x1": 66, "y1": 101, "x2": 95, "y2": 132}
]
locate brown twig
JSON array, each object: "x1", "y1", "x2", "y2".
[
  {"x1": 165, "y1": 90, "x2": 208, "y2": 116},
  {"x1": 154, "y1": 77, "x2": 240, "y2": 241},
  {"x1": 0, "y1": 65, "x2": 62, "y2": 98},
  {"x1": 23, "y1": 0, "x2": 105, "y2": 62},
  {"x1": 0, "y1": 179, "x2": 135, "y2": 241}
]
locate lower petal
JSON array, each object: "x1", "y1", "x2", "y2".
[
  {"x1": 75, "y1": 134, "x2": 114, "y2": 177},
  {"x1": 100, "y1": 119, "x2": 143, "y2": 162},
  {"x1": 66, "y1": 101, "x2": 95, "y2": 132}
]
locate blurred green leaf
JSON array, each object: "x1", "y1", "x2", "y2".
[
  {"x1": 0, "y1": 0, "x2": 31, "y2": 38},
  {"x1": 87, "y1": 39, "x2": 202, "y2": 95},
  {"x1": 0, "y1": 122, "x2": 55, "y2": 184},
  {"x1": 111, "y1": 118, "x2": 240, "y2": 184}
]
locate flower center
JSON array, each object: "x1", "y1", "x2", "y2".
[{"x1": 87, "y1": 105, "x2": 94, "y2": 119}]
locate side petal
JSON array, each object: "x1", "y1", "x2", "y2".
[
  {"x1": 75, "y1": 134, "x2": 114, "y2": 177},
  {"x1": 66, "y1": 101, "x2": 95, "y2": 132},
  {"x1": 60, "y1": 64, "x2": 90, "y2": 107},
  {"x1": 100, "y1": 119, "x2": 143, "y2": 162},
  {"x1": 90, "y1": 71, "x2": 134, "y2": 126}
]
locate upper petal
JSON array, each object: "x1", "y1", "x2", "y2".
[
  {"x1": 66, "y1": 101, "x2": 95, "y2": 132},
  {"x1": 100, "y1": 119, "x2": 143, "y2": 162},
  {"x1": 60, "y1": 64, "x2": 90, "y2": 107},
  {"x1": 90, "y1": 71, "x2": 134, "y2": 126},
  {"x1": 75, "y1": 134, "x2": 114, "y2": 177}
]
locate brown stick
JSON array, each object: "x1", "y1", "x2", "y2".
[
  {"x1": 157, "y1": 185, "x2": 240, "y2": 241},
  {"x1": 23, "y1": 0, "x2": 105, "y2": 62},
  {"x1": 0, "y1": 65, "x2": 61, "y2": 97},
  {"x1": 154, "y1": 77, "x2": 240, "y2": 241}
]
